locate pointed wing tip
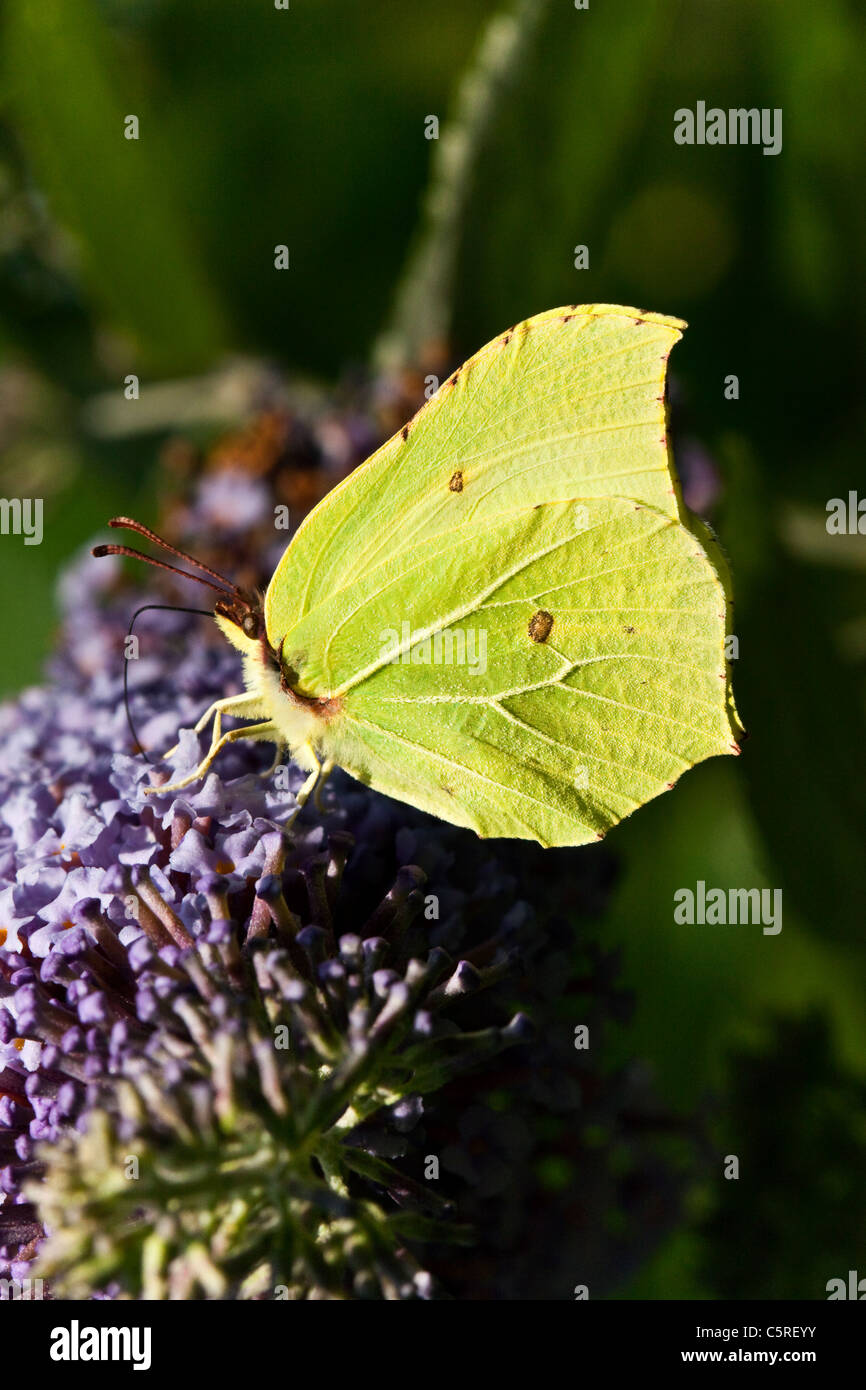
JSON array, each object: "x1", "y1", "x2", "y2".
[{"x1": 541, "y1": 304, "x2": 687, "y2": 334}]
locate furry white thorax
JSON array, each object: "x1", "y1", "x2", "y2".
[{"x1": 215, "y1": 613, "x2": 321, "y2": 772}]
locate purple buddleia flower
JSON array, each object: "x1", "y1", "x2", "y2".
[{"x1": 0, "y1": 423, "x2": 700, "y2": 1301}]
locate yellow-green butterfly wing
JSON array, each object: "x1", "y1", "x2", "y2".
[
  {"x1": 261, "y1": 304, "x2": 740, "y2": 845},
  {"x1": 280, "y1": 496, "x2": 734, "y2": 845},
  {"x1": 266, "y1": 304, "x2": 684, "y2": 638}
]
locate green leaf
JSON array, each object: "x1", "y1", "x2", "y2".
[{"x1": 3, "y1": 0, "x2": 225, "y2": 370}]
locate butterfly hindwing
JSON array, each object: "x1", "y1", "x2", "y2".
[{"x1": 279, "y1": 496, "x2": 733, "y2": 845}]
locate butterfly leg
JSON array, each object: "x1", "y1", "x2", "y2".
[
  {"x1": 284, "y1": 743, "x2": 328, "y2": 826},
  {"x1": 261, "y1": 739, "x2": 287, "y2": 778},
  {"x1": 162, "y1": 693, "x2": 262, "y2": 760},
  {"x1": 313, "y1": 758, "x2": 335, "y2": 812},
  {"x1": 145, "y1": 720, "x2": 278, "y2": 795}
]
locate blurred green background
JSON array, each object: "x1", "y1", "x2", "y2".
[{"x1": 1, "y1": 0, "x2": 864, "y2": 1298}]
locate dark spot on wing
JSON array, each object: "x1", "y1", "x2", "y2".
[
  {"x1": 449, "y1": 471, "x2": 464, "y2": 493},
  {"x1": 528, "y1": 610, "x2": 554, "y2": 643},
  {"x1": 624, "y1": 625, "x2": 635, "y2": 634},
  {"x1": 401, "y1": 423, "x2": 410, "y2": 441}
]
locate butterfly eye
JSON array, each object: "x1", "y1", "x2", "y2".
[{"x1": 242, "y1": 612, "x2": 259, "y2": 638}]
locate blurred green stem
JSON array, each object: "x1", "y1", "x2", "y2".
[{"x1": 373, "y1": 0, "x2": 550, "y2": 373}]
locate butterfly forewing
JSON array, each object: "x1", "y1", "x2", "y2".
[
  {"x1": 257, "y1": 303, "x2": 741, "y2": 846},
  {"x1": 265, "y1": 305, "x2": 685, "y2": 645}
]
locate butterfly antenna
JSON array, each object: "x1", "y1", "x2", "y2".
[
  {"x1": 91, "y1": 516, "x2": 246, "y2": 599},
  {"x1": 91, "y1": 542, "x2": 237, "y2": 598},
  {"x1": 97, "y1": 516, "x2": 243, "y2": 594},
  {"x1": 121, "y1": 602, "x2": 214, "y2": 762}
]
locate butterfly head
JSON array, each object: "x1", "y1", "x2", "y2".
[
  {"x1": 213, "y1": 591, "x2": 265, "y2": 647},
  {"x1": 92, "y1": 515, "x2": 268, "y2": 653}
]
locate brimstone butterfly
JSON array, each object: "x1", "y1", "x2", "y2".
[{"x1": 94, "y1": 303, "x2": 742, "y2": 846}]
